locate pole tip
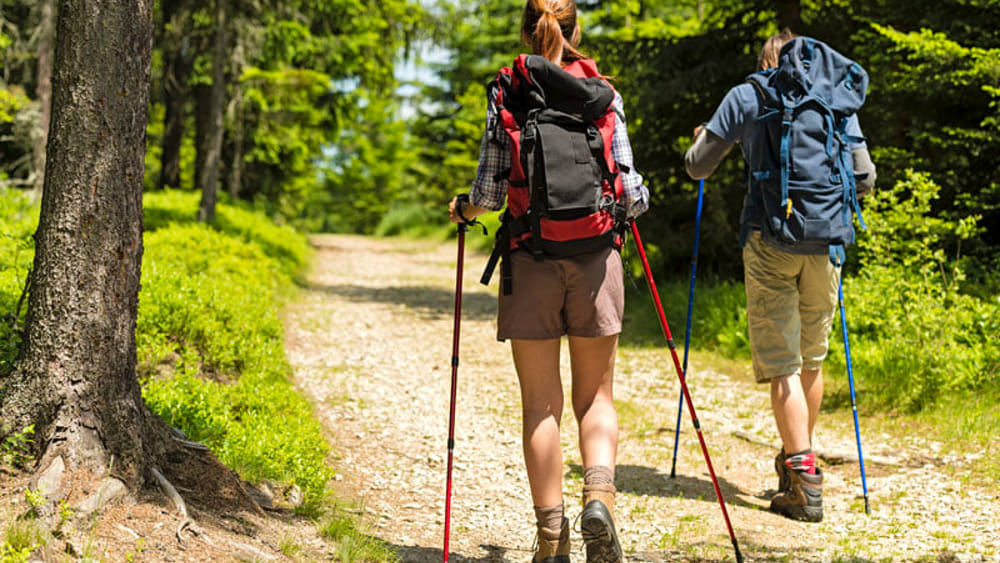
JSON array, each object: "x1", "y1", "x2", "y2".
[
  {"x1": 733, "y1": 539, "x2": 744, "y2": 563},
  {"x1": 864, "y1": 496, "x2": 871, "y2": 515}
]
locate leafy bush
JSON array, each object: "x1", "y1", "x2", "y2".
[
  {"x1": 2, "y1": 188, "x2": 330, "y2": 513},
  {"x1": 0, "y1": 188, "x2": 37, "y2": 376},
  {"x1": 137, "y1": 206, "x2": 331, "y2": 513},
  {"x1": 374, "y1": 202, "x2": 451, "y2": 239},
  {"x1": 622, "y1": 274, "x2": 748, "y2": 359},
  {"x1": 826, "y1": 171, "x2": 1000, "y2": 410},
  {"x1": 143, "y1": 190, "x2": 311, "y2": 279}
]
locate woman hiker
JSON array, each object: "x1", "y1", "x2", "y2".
[
  {"x1": 684, "y1": 30, "x2": 876, "y2": 522},
  {"x1": 447, "y1": 1, "x2": 649, "y2": 560}
]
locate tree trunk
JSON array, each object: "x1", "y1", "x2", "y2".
[
  {"x1": 776, "y1": 0, "x2": 802, "y2": 32},
  {"x1": 193, "y1": 83, "x2": 210, "y2": 191},
  {"x1": 0, "y1": 0, "x2": 160, "y2": 487},
  {"x1": 197, "y1": 0, "x2": 227, "y2": 223},
  {"x1": 158, "y1": 0, "x2": 189, "y2": 190},
  {"x1": 32, "y1": 0, "x2": 55, "y2": 194},
  {"x1": 227, "y1": 79, "x2": 244, "y2": 200}
]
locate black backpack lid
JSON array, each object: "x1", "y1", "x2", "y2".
[{"x1": 520, "y1": 55, "x2": 615, "y2": 121}]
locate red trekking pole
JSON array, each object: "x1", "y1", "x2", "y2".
[
  {"x1": 630, "y1": 222, "x2": 744, "y2": 563},
  {"x1": 443, "y1": 196, "x2": 484, "y2": 562}
]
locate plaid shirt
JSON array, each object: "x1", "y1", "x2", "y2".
[{"x1": 470, "y1": 90, "x2": 650, "y2": 219}]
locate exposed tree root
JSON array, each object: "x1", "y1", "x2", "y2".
[{"x1": 151, "y1": 466, "x2": 197, "y2": 544}]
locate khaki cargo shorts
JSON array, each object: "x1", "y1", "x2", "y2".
[
  {"x1": 496, "y1": 246, "x2": 624, "y2": 341},
  {"x1": 743, "y1": 231, "x2": 839, "y2": 383}
]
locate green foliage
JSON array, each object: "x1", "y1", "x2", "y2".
[
  {"x1": 143, "y1": 190, "x2": 310, "y2": 279},
  {"x1": 374, "y1": 202, "x2": 450, "y2": 239},
  {"x1": 137, "y1": 224, "x2": 288, "y2": 377},
  {"x1": 138, "y1": 196, "x2": 330, "y2": 513},
  {"x1": 825, "y1": 171, "x2": 1000, "y2": 410},
  {"x1": 232, "y1": 0, "x2": 426, "y2": 224},
  {"x1": 621, "y1": 275, "x2": 749, "y2": 359},
  {"x1": 240, "y1": 66, "x2": 335, "y2": 220},
  {"x1": 2, "y1": 188, "x2": 331, "y2": 514},
  {"x1": 318, "y1": 95, "x2": 420, "y2": 233},
  {"x1": 0, "y1": 188, "x2": 37, "y2": 375},
  {"x1": 858, "y1": 21, "x2": 1000, "y2": 279},
  {"x1": 0, "y1": 425, "x2": 33, "y2": 469},
  {"x1": 0, "y1": 518, "x2": 43, "y2": 563}
]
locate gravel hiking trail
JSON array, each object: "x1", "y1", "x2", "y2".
[{"x1": 283, "y1": 234, "x2": 1000, "y2": 562}]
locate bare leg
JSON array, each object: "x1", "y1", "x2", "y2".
[
  {"x1": 771, "y1": 372, "x2": 811, "y2": 454},
  {"x1": 511, "y1": 338, "x2": 564, "y2": 508},
  {"x1": 569, "y1": 335, "x2": 619, "y2": 470},
  {"x1": 800, "y1": 368, "x2": 824, "y2": 441}
]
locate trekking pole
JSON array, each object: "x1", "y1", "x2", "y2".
[
  {"x1": 837, "y1": 273, "x2": 871, "y2": 515},
  {"x1": 630, "y1": 222, "x2": 744, "y2": 563},
  {"x1": 670, "y1": 178, "x2": 705, "y2": 479},
  {"x1": 442, "y1": 195, "x2": 486, "y2": 562}
]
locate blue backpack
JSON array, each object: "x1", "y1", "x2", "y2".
[{"x1": 743, "y1": 36, "x2": 869, "y2": 265}]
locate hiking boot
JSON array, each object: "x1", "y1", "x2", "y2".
[
  {"x1": 580, "y1": 484, "x2": 622, "y2": 563},
  {"x1": 532, "y1": 517, "x2": 570, "y2": 563},
  {"x1": 769, "y1": 467, "x2": 823, "y2": 522},
  {"x1": 774, "y1": 450, "x2": 790, "y2": 492}
]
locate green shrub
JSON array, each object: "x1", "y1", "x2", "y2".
[
  {"x1": 0, "y1": 188, "x2": 37, "y2": 376},
  {"x1": 373, "y1": 200, "x2": 502, "y2": 255},
  {"x1": 622, "y1": 277, "x2": 748, "y2": 358},
  {"x1": 825, "y1": 170, "x2": 1000, "y2": 410},
  {"x1": 137, "y1": 212, "x2": 331, "y2": 514},
  {"x1": 137, "y1": 225, "x2": 287, "y2": 376},
  {"x1": 143, "y1": 190, "x2": 311, "y2": 278}
]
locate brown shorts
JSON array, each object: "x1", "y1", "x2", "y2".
[
  {"x1": 496, "y1": 247, "x2": 624, "y2": 341},
  {"x1": 743, "y1": 231, "x2": 840, "y2": 383}
]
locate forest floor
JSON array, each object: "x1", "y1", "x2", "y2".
[{"x1": 283, "y1": 234, "x2": 1000, "y2": 563}]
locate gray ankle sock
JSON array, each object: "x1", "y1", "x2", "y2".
[
  {"x1": 533, "y1": 503, "x2": 564, "y2": 532},
  {"x1": 583, "y1": 465, "x2": 614, "y2": 486}
]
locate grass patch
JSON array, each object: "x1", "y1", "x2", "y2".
[
  {"x1": 321, "y1": 505, "x2": 398, "y2": 563},
  {"x1": 1, "y1": 518, "x2": 45, "y2": 562}
]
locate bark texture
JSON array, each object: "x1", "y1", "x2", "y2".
[{"x1": 0, "y1": 0, "x2": 163, "y2": 487}]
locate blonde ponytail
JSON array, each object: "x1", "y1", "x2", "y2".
[{"x1": 521, "y1": 0, "x2": 587, "y2": 65}]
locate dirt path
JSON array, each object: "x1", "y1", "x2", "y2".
[{"x1": 284, "y1": 234, "x2": 1000, "y2": 562}]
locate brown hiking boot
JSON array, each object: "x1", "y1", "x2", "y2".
[
  {"x1": 580, "y1": 484, "x2": 622, "y2": 563},
  {"x1": 774, "y1": 450, "x2": 790, "y2": 492},
  {"x1": 769, "y1": 467, "x2": 823, "y2": 522},
  {"x1": 532, "y1": 517, "x2": 570, "y2": 563}
]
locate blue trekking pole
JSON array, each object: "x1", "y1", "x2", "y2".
[
  {"x1": 670, "y1": 178, "x2": 705, "y2": 479},
  {"x1": 838, "y1": 273, "x2": 871, "y2": 515}
]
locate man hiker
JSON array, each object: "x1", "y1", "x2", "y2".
[{"x1": 683, "y1": 29, "x2": 876, "y2": 522}]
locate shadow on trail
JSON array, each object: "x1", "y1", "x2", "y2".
[
  {"x1": 634, "y1": 538, "x2": 823, "y2": 562},
  {"x1": 568, "y1": 463, "x2": 762, "y2": 512},
  {"x1": 310, "y1": 283, "x2": 497, "y2": 321},
  {"x1": 393, "y1": 543, "x2": 516, "y2": 563},
  {"x1": 393, "y1": 534, "x2": 822, "y2": 563}
]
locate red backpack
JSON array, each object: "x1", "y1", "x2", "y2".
[{"x1": 480, "y1": 54, "x2": 627, "y2": 295}]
